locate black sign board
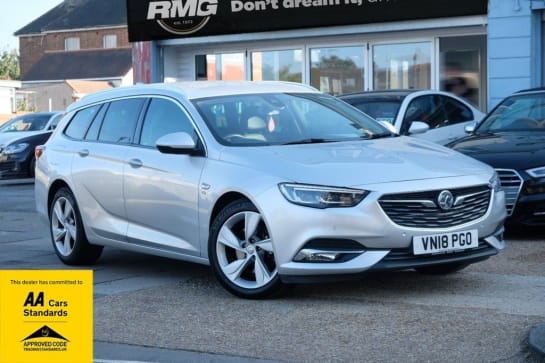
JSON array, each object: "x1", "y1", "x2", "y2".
[{"x1": 127, "y1": 0, "x2": 487, "y2": 42}]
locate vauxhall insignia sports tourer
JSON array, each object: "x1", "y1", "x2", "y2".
[{"x1": 35, "y1": 81, "x2": 506, "y2": 298}]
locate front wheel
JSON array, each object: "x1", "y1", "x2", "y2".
[
  {"x1": 208, "y1": 200, "x2": 283, "y2": 299},
  {"x1": 49, "y1": 187, "x2": 103, "y2": 265},
  {"x1": 415, "y1": 262, "x2": 469, "y2": 275}
]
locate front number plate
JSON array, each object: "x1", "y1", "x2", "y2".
[{"x1": 413, "y1": 230, "x2": 478, "y2": 255}]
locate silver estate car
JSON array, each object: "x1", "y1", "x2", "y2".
[{"x1": 35, "y1": 81, "x2": 506, "y2": 298}]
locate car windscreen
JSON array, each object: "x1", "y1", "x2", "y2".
[
  {"x1": 192, "y1": 93, "x2": 392, "y2": 146},
  {"x1": 341, "y1": 96, "x2": 404, "y2": 124},
  {"x1": 0, "y1": 114, "x2": 52, "y2": 132},
  {"x1": 477, "y1": 93, "x2": 545, "y2": 133}
]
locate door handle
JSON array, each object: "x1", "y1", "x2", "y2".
[
  {"x1": 128, "y1": 158, "x2": 143, "y2": 168},
  {"x1": 78, "y1": 149, "x2": 89, "y2": 157}
]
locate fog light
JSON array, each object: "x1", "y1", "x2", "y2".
[
  {"x1": 524, "y1": 184, "x2": 545, "y2": 195},
  {"x1": 293, "y1": 248, "x2": 364, "y2": 263}
]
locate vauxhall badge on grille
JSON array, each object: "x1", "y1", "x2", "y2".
[{"x1": 437, "y1": 190, "x2": 454, "y2": 210}]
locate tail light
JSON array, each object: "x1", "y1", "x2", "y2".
[{"x1": 35, "y1": 145, "x2": 46, "y2": 160}]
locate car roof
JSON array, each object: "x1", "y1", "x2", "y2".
[
  {"x1": 514, "y1": 87, "x2": 545, "y2": 94},
  {"x1": 338, "y1": 89, "x2": 418, "y2": 99},
  {"x1": 71, "y1": 81, "x2": 320, "y2": 111}
]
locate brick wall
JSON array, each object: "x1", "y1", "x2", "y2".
[{"x1": 19, "y1": 27, "x2": 130, "y2": 78}]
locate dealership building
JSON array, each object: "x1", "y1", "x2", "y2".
[{"x1": 129, "y1": 0, "x2": 545, "y2": 111}]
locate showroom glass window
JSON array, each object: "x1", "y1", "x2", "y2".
[
  {"x1": 140, "y1": 98, "x2": 196, "y2": 147},
  {"x1": 373, "y1": 42, "x2": 431, "y2": 90},
  {"x1": 98, "y1": 99, "x2": 145, "y2": 144},
  {"x1": 439, "y1": 35, "x2": 486, "y2": 110},
  {"x1": 310, "y1": 46, "x2": 365, "y2": 95},
  {"x1": 195, "y1": 53, "x2": 245, "y2": 80},
  {"x1": 251, "y1": 50, "x2": 302, "y2": 83}
]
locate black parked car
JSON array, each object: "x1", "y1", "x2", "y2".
[
  {"x1": 448, "y1": 88, "x2": 545, "y2": 228},
  {"x1": 0, "y1": 131, "x2": 53, "y2": 178},
  {"x1": 0, "y1": 112, "x2": 62, "y2": 178}
]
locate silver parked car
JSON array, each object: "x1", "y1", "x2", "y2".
[
  {"x1": 339, "y1": 90, "x2": 484, "y2": 145},
  {"x1": 35, "y1": 81, "x2": 506, "y2": 298}
]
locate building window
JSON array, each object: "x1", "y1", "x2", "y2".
[
  {"x1": 64, "y1": 37, "x2": 80, "y2": 51},
  {"x1": 439, "y1": 35, "x2": 486, "y2": 110},
  {"x1": 310, "y1": 46, "x2": 365, "y2": 95},
  {"x1": 103, "y1": 34, "x2": 117, "y2": 49},
  {"x1": 195, "y1": 53, "x2": 244, "y2": 80},
  {"x1": 251, "y1": 49, "x2": 302, "y2": 82},
  {"x1": 373, "y1": 42, "x2": 431, "y2": 90}
]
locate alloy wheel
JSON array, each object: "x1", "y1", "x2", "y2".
[
  {"x1": 51, "y1": 196, "x2": 77, "y2": 257},
  {"x1": 216, "y1": 211, "x2": 277, "y2": 290}
]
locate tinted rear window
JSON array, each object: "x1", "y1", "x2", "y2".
[
  {"x1": 98, "y1": 98, "x2": 145, "y2": 144},
  {"x1": 64, "y1": 105, "x2": 102, "y2": 139}
]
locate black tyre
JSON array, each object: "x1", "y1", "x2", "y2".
[
  {"x1": 415, "y1": 262, "x2": 469, "y2": 275},
  {"x1": 208, "y1": 199, "x2": 284, "y2": 299},
  {"x1": 49, "y1": 187, "x2": 103, "y2": 265}
]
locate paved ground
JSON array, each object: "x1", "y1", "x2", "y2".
[{"x1": 1, "y1": 180, "x2": 544, "y2": 362}]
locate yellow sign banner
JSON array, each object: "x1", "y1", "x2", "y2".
[{"x1": 0, "y1": 270, "x2": 93, "y2": 363}]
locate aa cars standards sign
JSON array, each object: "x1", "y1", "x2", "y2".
[
  {"x1": 0, "y1": 270, "x2": 93, "y2": 363},
  {"x1": 126, "y1": 0, "x2": 487, "y2": 42}
]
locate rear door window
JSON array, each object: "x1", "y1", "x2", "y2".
[
  {"x1": 64, "y1": 104, "x2": 103, "y2": 140},
  {"x1": 98, "y1": 98, "x2": 145, "y2": 144}
]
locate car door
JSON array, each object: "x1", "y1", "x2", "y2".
[
  {"x1": 401, "y1": 94, "x2": 477, "y2": 145},
  {"x1": 123, "y1": 96, "x2": 205, "y2": 256},
  {"x1": 401, "y1": 95, "x2": 451, "y2": 144},
  {"x1": 70, "y1": 98, "x2": 145, "y2": 242},
  {"x1": 436, "y1": 95, "x2": 480, "y2": 143}
]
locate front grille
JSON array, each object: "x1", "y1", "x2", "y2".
[
  {"x1": 378, "y1": 185, "x2": 491, "y2": 228},
  {"x1": 496, "y1": 169, "x2": 522, "y2": 216}
]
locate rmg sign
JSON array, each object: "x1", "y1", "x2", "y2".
[{"x1": 146, "y1": 0, "x2": 218, "y2": 19}]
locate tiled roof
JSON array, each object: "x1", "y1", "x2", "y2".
[
  {"x1": 14, "y1": 0, "x2": 127, "y2": 36},
  {"x1": 22, "y1": 48, "x2": 132, "y2": 82},
  {"x1": 65, "y1": 80, "x2": 113, "y2": 94}
]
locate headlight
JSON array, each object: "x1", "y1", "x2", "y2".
[
  {"x1": 526, "y1": 166, "x2": 545, "y2": 179},
  {"x1": 489, "y1": 172, "x2": 502, "y2": 192},
  {"x1": 3, "y1": 143, "x2": 29, "y2": 155},
  {"x1": 279, "y1": 183, "x2": 369, "y2": 208}
]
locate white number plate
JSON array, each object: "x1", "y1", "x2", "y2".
[{"x1": 413, "y1": 230, "x2": 478, "y2": 255}]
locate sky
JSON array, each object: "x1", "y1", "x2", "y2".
[{"x1": 1, "y1": 0, "x2": 63, "y2": 51}]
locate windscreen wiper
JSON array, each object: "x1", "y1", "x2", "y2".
[{"x1": 282, "y1": 138, "x2": 336, "y2": 145}]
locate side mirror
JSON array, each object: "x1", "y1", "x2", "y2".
[
  {"x1": 155, "y1": 132, "x2": 201, "y2": 155},
  {"x1": 408, "y1": 121, "x2": 429, "y2": 135},
  {"x1": 464, "y1": 122, "x2": 477, "y2": 133}
]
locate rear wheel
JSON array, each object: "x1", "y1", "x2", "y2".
[
  {"x1": 49, "y1": 187, "x2": 103, "y2": 265},
  {"x1": 415, "y1": 262, "x2": 468, "y2": 275},
  {"x1": 208, "y1": 199, "x2": 283, "y2": 298}
]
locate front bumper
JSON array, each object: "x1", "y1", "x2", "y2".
[
  {"x1": 254, "y1": 175, "x2": 507, "y2": 282},
  {"x1": 507, "y1": 192, "x2": 545, "y2": 228},
  {"x1": 280, "y1": 227, "x2": 504, "y2": 283},
  {"x1": 0, "y1": 153, "x2": 31, "y2": 178}
]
